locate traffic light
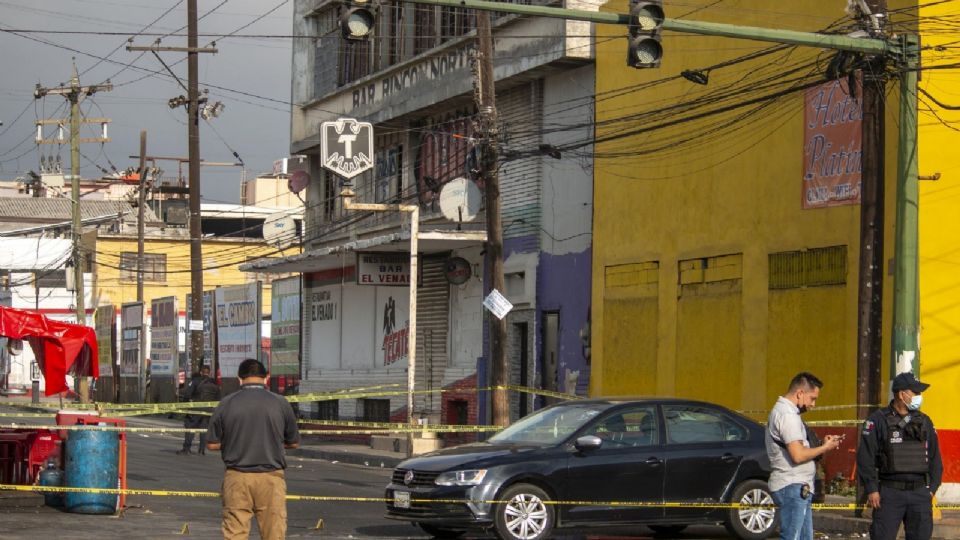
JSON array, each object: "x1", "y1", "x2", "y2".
[
  {"x1": 340, "y1": 0, "x2": 377, "y2": 41},
  {"x1": 627, "y1": 0, "x2": 663, "y2": 68}
]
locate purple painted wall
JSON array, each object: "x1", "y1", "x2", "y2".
[{"x1": 537, "y1": 248, "x2": 592, "y2": 396}]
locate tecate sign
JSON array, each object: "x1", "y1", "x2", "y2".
[{"x1": 321, "y1": 118, "x2": 374, "y2": 179}]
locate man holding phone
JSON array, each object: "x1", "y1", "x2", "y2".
[{"x1": 766, "y1": 372, "x2": 843, "y2": 540}]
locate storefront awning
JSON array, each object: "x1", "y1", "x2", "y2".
[
  {"x1": 240, "y1": 229, "x2": 486, "y2": 274},
  {"x1": 0, "y1": 306, "x2": 99, "y2": 396}
]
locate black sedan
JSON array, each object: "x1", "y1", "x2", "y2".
[{"x1": 385, "y1": 398, "x2": 776, "y2": 540}]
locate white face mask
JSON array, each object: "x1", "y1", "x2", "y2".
[{"x1": 907, "y1": 395, "x2": 923, "y2": 411}]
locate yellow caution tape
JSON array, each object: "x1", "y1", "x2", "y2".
[
  {"x1": 5, "y1": 484, "x2": 960, "y2": 510},
  {"x1": 0, "y1": 422, "x2": 495, "y2": 435},
  {"x1": 0, "y1": 411, "x2": 58, "y2": 418}
]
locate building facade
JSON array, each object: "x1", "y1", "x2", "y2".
[{"x1": 244, "y1": 0, "x2": 597, "y2": 429}]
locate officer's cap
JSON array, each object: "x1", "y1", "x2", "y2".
[{"x1": 892, "y1": 372, "x2": 930, "y2": 393}]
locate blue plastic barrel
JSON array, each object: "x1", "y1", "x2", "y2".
[{"x1": 64, "y1": 430, "x2": 119, "y2": 514}]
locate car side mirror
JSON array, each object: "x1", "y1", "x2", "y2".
[{"x1": 574, "y1": 435, "x2": 603, "y2": 452}]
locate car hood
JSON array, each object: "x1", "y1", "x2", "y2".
[{"x1": 396, "y1": 442, "x2": 544, "y2": 472}]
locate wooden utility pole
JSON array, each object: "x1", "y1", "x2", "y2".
[
  {"x1": 128, "y1": 0, "x2": 216, "y2": 375},
  {"x1": 474, "y1": 12, "x2": 509, "y2": 426},
  {"x1": 137, "y1": 131, "x2": 147, "y2": 305},
  {"x1": 34, "y1": 64, "x2": 112, "y2": 403}
]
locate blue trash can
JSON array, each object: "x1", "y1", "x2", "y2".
[{"x1": 64, "y1": 430, "x2": 119, "y2": 514}]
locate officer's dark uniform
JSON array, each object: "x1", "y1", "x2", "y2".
[{"x1": 857, "y1": 374, "x2": 943, "y2": 540}]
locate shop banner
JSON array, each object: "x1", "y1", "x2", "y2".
[
  {"x1": 149, "y1": 296, "x2": 177, "y2": 376},
  {"x1": 120, "y1": 302, "x2": 143, "y2": 378},
  {"x1": 215, "y1": 283, "x2": 261, "y2": 378},
  {"x1": 375, "y1": 286, "x2": 410, "y2": 368},
  {"x1": 94, "y1": 305, "x2": 115, "y2": 375},
  {"x1": 270, "y1": 276, "x2": 300, "y2": 376}
]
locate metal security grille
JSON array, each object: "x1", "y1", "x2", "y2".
[{"x1": 769, "y1": 245, "x2": 847, "y2": 289}]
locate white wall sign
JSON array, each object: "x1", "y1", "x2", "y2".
[
  {"x1": 357, "y1": 252, "x2": 410, "y2": 286},
  {"x1": 483, "y1": 289, "x2": 514, "y2": 320},
  {"x1": 321, "y1": 118, "x2": 374, "y2": 179}
]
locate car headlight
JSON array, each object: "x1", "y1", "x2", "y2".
[{"x1": 434, "y1": 469, "x2": 488, "y2": 486}]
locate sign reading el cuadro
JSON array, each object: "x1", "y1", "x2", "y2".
[{"x1": 321, "y1": 118, "x2": 374, "y2": 179}]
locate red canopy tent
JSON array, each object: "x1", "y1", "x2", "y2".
[{"x1": 0, "y1": 306, "x2": 99, "y2": 396}]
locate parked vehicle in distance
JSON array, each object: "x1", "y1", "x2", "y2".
[{"x1": 385, "y1": 398, "x2": 777, "y2": 540}]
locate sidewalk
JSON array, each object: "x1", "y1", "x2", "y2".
[{"x1": 814, "y1": 495, "x2": 960, "y2": 539}]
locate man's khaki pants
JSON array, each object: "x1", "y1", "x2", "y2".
[{"x1": 222, "y1": 469, "x2": 287, "y2": 539}]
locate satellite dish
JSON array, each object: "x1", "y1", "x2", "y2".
[
  {"x1": 288, "y1": 169, "x2": 310, "y2": 194},
  {"x1": 263, "y1": 213, "x2": 297, "y2": 247},
  {"x1": 439, "y1": 177, "x2": 481, "y2": 223}
]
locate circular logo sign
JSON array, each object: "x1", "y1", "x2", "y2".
[{"x1": 444, "y1": 257, "x2": 472, "y2": 285}]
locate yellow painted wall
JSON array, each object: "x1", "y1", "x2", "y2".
[
  {"x1": 590, "y1": 0, "x2": 910, "y2": 417},
  {"x1": 919, "y1": 2, "x2": 960, "y2": 430},
  {"x1": 92, "y1": 235, "x2": 298, "y2": 315}
]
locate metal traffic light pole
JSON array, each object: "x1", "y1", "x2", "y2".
[{"x1": 399, "y1": 0, "x2": 921, "y2": 385}]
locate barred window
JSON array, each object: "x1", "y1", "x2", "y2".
[
  {"x1": 120, "y1": 252, "x2": 166, "y2": 282},
  {"x1": 769, "y1": 245, "x2": 847, "y2": 289}
]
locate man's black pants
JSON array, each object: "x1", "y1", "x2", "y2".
[
  {"x1": 182, "y1": 414, "x2": 210, "y2": 451},
  {"x1": 870, "y1": 485, "x2": 934, "y2": 540}
]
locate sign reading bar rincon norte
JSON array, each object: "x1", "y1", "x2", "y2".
[
  {"x1": 802, "y1": 74, "x2": 863, "y2": 209},
  {"x1": 321, "y1": 118, "x2": 374, "y2": 179}
]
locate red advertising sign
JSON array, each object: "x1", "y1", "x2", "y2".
[{"x1": 802, "y1": 75, "x2": 863, "y2": 209}]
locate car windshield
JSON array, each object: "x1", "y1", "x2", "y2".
[{"x1": 489, "y1": 402, "x2": 610, "y2": 445}]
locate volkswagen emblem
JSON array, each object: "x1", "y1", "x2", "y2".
[{"x1": 404, "y1": 470, "x2": 415, "y2": 486}]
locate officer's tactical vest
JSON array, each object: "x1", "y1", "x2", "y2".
[{"x1": 880, "y1": 411, "x2": 929, "y2": 475}]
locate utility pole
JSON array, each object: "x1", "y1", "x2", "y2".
[
  {"x1": 137, "y1": 131, "x2": 147, "y2": 305},
  {"x1": 891, "y1": 34, "x2": 921, "y2": 380},
  {"x1": 474, "y1": 12, "x2": 509, "y2": 427},
  {"x1": 854, "y1": 0, "x2": 886, "y2": 421},
  {"x1": 128, "y1": 0, "x2": 216, "y2": 375},
  {"x1": 34, "y1": 64, "x2": 112, "y2": 403}
]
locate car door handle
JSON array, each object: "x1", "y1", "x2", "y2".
[
  {"x1": 645, "y1": 457, "x2": 663, "y2": 466},
  {"x1": 721, "y1": 453, "x2": 739, "y2": 462}
]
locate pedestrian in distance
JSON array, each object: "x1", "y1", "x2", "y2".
[
  {"x1": 177, "y1": 364, "x2": 221, "y2": 455},
  {"x1": 766, "y1": 372, "x2": 843, "y2": 540},
  {"x1": 206, "y1": 358, "x2": 300, "y2": 540},
  {"x1": 857, "y1": 372, "x2": 943, "y2": 540}
]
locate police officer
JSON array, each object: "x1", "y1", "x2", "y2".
[{"x1": 857, "y1": 372, "x2": 943, "y2": 540}]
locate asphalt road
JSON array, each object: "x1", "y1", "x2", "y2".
[{"x1": 0, "y1": 410, "x2": 865, "y2": 539}]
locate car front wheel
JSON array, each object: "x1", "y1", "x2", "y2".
[
  {"x1": 724, "y1": 479, "x2": 777, "y2": 540},
  {"x1": 494, "y1": 484, "x2": 554, "y2": 540}
]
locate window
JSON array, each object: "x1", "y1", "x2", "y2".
[
  {"x1": 315, "y1": 400, "x2": 339, "y2": 421},
  {"x1": 769, "y1": 245, "x2": 847, "y2": 289},
  {"x1": 663, "y1": 405, "x2": 748, "y2": 444},
  {"x1": 361, "y1": 398, "x2": 390, "y2": 422},
  {"x1": 585, "y1": 405, "x2": 659, "y2": 447},
  {"x1": 120, "y1": 252, "x2": 166, "y2": 282}
]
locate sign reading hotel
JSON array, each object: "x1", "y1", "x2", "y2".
[
  {"x1": 357, "y1": 252, "x2": 410, "y2": 286},
  {"x1": 802, "y1": 75, "x2": 863, "y2": 209}
]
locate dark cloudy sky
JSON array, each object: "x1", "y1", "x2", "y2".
[{"x1": 0, "y1": 0, "x2": 293, "y2": 204}]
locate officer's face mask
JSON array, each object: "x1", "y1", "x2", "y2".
[{"x1": 907, "y1": 394, "x2": 923, "y2": 411}]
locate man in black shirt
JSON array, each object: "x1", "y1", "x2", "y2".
[
  {"x1": 178, "y1": 365, "x2": 220, "y2": 455},
  {"x1": 207, "y1": 359, "x2": 300, "y2": 539},
  {"x1": 857, "y1": 372, "x2": 943, "y2": 540}
]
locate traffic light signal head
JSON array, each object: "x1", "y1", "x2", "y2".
[
  {"x1": 340, "y1": 0, "x2": 376, "y2": 41},
  {"x1": 627, "y1": 0, "x2": 663, "y2": 68}
]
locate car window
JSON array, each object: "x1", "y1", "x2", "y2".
[
  {"x1": 489, "y1": 403, "x2": 609, "y2": 445},
  {"x1": 584, "y1": 405, "x2": 659, "y2": 447},
  {"x1": 663, "y1": 405, "x2": 748, "y2": 444}
]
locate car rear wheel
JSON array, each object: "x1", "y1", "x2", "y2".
[
  {"x1": 417, "y1": 523, "x2": 465, "y2": 538},
  {"x1": 494, "y1": 484, "x2": 554, "y2": 540},
  {"x1": 648, "y1": 524, "x2": 688, "y2": 535},
  {"x1": 724, "y1": 479, "x2": 777, "y2": 540}
]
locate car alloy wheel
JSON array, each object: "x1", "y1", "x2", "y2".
[
  {"x1": 725, "y1": 479, "x2": 777, "y2": 540},
  {"x1": 494, "y1": 484, "x2": 554, "y2": 540}
]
